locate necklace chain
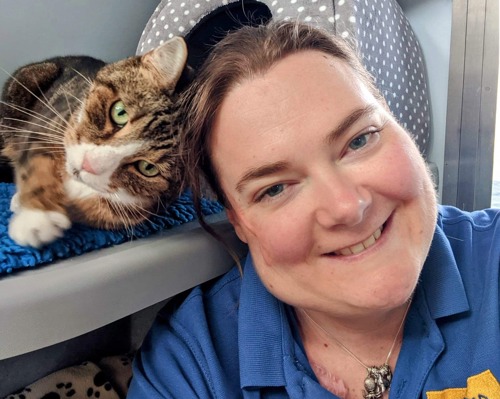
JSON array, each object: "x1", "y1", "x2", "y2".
[{"x1": 300, "y1": 300, "x2": 412, "y2": 399}]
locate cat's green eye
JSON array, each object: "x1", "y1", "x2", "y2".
[
  {"x1": 110, "y1": 100, "x2": 129, "y2": 126},
  {"x1": 136, "y1": 160, "x2": 159, "y2": 177}
]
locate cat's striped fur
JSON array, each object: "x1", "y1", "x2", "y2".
[{"x1": 0, "y1": 37, "x2": 188, "y2": 247}]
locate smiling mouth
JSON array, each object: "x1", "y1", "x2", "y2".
[{"x1": 329, "y1": 225, "x2": 384, "y2": 256}]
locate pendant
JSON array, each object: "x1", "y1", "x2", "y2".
[{"x1": 362, "y1": 364, "x2": 392, "y2": 399}]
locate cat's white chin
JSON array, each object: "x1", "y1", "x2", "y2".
[
  {"x1": 64, "y1": 177, "x2": 143, "y2": 206},
  {"x1": 65, "y1": 177, "x2": 100, "y2": 199},
  {"x1": 69, "y1": 172, "x2": 110, "y2": 195}
]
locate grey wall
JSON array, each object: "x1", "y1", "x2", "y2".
[
  {"x1": 397, "y1": 0, "x2": 453, "y2": 200},
  {"x1": 0, "y1": 0, "x2": 160, "y2": 90}
]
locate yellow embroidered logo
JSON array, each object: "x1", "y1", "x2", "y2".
[{"x1": 426, "y1": 370, "x2": 500, "y2": 399}]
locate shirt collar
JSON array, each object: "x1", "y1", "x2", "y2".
[
  {"x1": 419, "y1": 211, "x2": 470, "y2": 319},
  {"x1": 238, "y1": 255, "x2": 289, "y2": 389}
]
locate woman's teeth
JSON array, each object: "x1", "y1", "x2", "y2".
[{"x1": 334, "y1": 226, "x2": 383, "y2": 256}]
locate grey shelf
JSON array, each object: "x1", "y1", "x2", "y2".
[{"x1": 0, "y1": 214, "x2": 244, "y2": 361}]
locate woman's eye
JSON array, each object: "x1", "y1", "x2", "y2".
[
  {"x1": 110, "y1": 100, "x2": 129, "y2": 126},
  {"x1": 136, "y1": 160, "x2": 159, "y2": 177},
  {"x1": 348, "y1": 133, "x2": 370, "y2": 150},
  {"x1": 257, "y1": 184, "x2": 285, "y2": 202},
  {"x1": 266, "y1": 184, "x2": 284, "y2": 197},
  {"x1": 347, "y1": 130, "x2": 381, "y2": 152}
]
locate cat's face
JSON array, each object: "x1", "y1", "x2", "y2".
[{"x1": 64, "y1": 37, "x2": 187, "y2": 213}]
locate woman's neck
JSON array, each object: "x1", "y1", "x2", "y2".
[{"x1": 295, "y1": 301, "x2": 411, "y2": 363}]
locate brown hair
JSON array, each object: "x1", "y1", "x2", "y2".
[{"x1": 180, "y1": 20, "x2": 384, "y2": 244}]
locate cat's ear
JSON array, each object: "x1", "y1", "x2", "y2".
[{"x1": 142, "y1": 37, "x2": 188, "y2": 90}]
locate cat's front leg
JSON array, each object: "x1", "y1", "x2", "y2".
[{"x1": 9, "y1": 154, "x2": 71, "y2": 247}]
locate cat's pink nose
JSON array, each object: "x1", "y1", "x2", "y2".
[{"x1": 82, "y1": 154, "x2": 97, "y2": 175}]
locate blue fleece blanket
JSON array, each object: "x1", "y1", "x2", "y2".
[{"x1": 0, "y1": 183, "x2": 224, "y2": 275}]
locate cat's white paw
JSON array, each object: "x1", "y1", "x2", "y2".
[
  {"x1": 8, "y1": 208, "x2": 71, "y2": 248},
  {"x1": 10, "y1": 192, "x2": 20, "y2": 214}
]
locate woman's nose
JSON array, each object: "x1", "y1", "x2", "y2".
[{"x1": 313, "y1": 171, "x2": 371, "y2": 228}]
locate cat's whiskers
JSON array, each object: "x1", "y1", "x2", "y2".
[
  {"x1": 0, "y1": 124, "x2": 63, "y2": 141},
  {"x1": 61, "y1": 89, "x2": 85, "y2": 129},
  {"x1": 0, "y1": 132, "x2": 60, "y2": 142},
  {"x1": 129, "y1": 199, "x2": 162, "y2": 219},
  {"x1": 71, "y1": 68, "x2": 94, "y2": 86},
  {"x1": 153, "y1": 196, "x2": 164, "y2": 215},
  {"x1": 2, "y1": 130, "x2": 64, "y2": 150},
  {"x1": 2, "y1": 143, "x2": 65, "y2": 156},
  {"x1": 63, "y1": 92, "x2": 86, "y2": 140},
  {"x1": 156, "y1": 195, "x2": 171, "y2": 213},
  {"x1": 61, "y1": 69, "x2": 92, "y2": 134},
  {"x1": 110, "y1": 193, "x2": 164, "y2": 235},
  {"x1": 0, "y1": 132, "x2": 63, "y2": 154},
  {"x1": 4, "y1": 141, "x2": 63, "y2": 149},
  {"x1": 119, "y1": 197, "x2": 166, "y2": 232},
  {"x1": 126, "y1": 206, "x2": 147, "y2": 231},
  {"x1": 61, "y1": 88, "x2": 85, "y2": 106},
  {"x1": 1, "y1": 68, "x2": 73, "y2": 130},
  {"x1": 22, "y1": 147, "x2": 66, "y2": 154},
  {"x1": 89, "y1": 195, "x2": 110, "y2": 230},
  {"x1": 0, "y1": 141, "x2": 63, "y2": 152},
  {"x1": 109, "y1": 194, "x2": 136, "y2": 238},
  {"x1": 36, "y1": 83, "x2": 73, "y2": 129},
  {"x1": 0, "y1": 100, "x2": 67, "y2": 134},
  {"x1": 4, "y1": 116, "x2": 67, "y2": 137},
  {"x1": 136, "y1": 207, "x2": 163, "y2": 231},
  {"x1": 99, "y1": 198, "x2": 113, "y2": 231},
  {"x1": 5, "y1": 143, "x2": 64, "y2": 151},
  {"x1": 62, "y1": 91, "x2": 75, "y2": 122}
]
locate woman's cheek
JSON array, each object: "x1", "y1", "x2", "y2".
[
  {"x1": 381, "y1": 137, "x2": 428, "y2": 199},
  {"x1": 251, "y1": 217, "x2": 313, "y2": 266}
]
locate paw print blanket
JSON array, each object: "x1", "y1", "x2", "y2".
[{"x1": 3, "y1": 354, "x2": 134, "y2": 399}]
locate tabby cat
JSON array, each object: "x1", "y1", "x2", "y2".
[{"x1": 0, "y1": 37, "x2": 188, "y2": 247}]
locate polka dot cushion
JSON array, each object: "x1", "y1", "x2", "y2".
[
  {"x1": 136, "y1": 0, "x2": 335, "y2": 55},
  {"x1": 137, "y1": 0, "x2": 430, "y2": 157},
  {"x1": 334, "y1": 0, "x2": 431, "y2": 156}
]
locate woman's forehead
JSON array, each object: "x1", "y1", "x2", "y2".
[
  {"x1": 209, "y1": 51, "x2": 381, "y2": 180},
  {"x1": 212, "y1": 51, "x2": 375, "y2": 137},
  {"x1": 249, "y1": 50, "x2": 357, "y2": 90}
]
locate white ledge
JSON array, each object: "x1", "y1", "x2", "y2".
[{"x1": 0, "y1": 215, "x2": 244, "y2": 360}]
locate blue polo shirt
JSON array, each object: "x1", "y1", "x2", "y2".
[{"x1": 127, "y1": 205, "x2": 500, "y2": 398}]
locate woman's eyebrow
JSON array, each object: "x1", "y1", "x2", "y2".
[
  {"x1": 325, "y1": 103, "x2": 379, "y2": 145},
  {"x1": 236, "y1": 161, "x2": 289, "y2": 193},
  {"x1": 234, "y1": 104, "x2": 379, "y2": 193}
]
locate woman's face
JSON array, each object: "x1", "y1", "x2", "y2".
[{"x1": 211, "y1": 50, "x2": 437, "y2": 317}]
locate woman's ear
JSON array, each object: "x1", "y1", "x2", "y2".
[{"x1": 226, "y1": 209, "x2": 248, "y2": 243}]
